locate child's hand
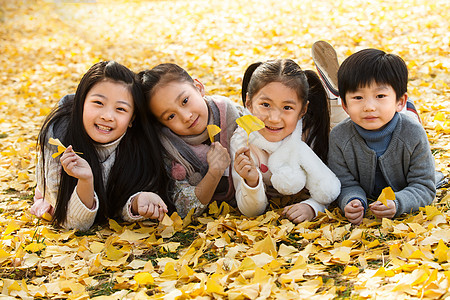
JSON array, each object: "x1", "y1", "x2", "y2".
[
  {"x1": 60, "y1": 146, "x2": 93, "y2": 181},
  {"x1": 207, "y1": 142, "x2": 231, "y2": 177},
  {"x1": 132, "y1": 192, "x2": 168, "y2": 221},
  {"x1": 234, "y1": 146, "x2": 259, "y2": 188},
  {"x1": 344, "y1": 199, "x2": 365, "y2": 225},
  {"x1": 282, "y1": 203, "x2": 315, "y2": 223},
  {"x1": 369, "y1": 200, "x2": 396, "y2": 219}
]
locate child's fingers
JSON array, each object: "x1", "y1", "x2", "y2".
[
  {"x1": 159, "y1": 201, "x2": 168, "y2": 212},
  {"x1": 282, "y1": 205, "x2": 292, "y2": 216},
  {"x1": 351, "y1": 214, "x2": 364, "y2": 225},
  {"x1": 345, "y1": 205, "x2": 364, "y2": 214},
  {"x1": 158, "y1": 211, "x2": 166, "y2": 222},
  {"x1": 235, "y1": 146, "x2": 250, "y2": 159},
  {"x1": 345, "y1": 210, "x2": 363, "y2": 220},
  {"x1": 65, "y1": 145, "x2": 74, "y2": 153}
]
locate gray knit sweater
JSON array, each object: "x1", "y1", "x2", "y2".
[{"x1": 328, "y1": 114, "x2": 436, "y2": 217}]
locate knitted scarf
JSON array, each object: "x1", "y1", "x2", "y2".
[{"x1": 160, "y1": 97, "x2": 221, "y2": 185}]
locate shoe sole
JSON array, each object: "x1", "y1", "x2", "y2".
[{"x1": 312, "y1": 41, "x2": 340, "y2": 97}]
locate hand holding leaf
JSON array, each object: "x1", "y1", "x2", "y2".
[
  {"x1": 207, "y1": 125, "x2": 221, "y2": 143},
  {"x1": 236, "y1": 115, "x2": 265, "y2": 144},
  {"x1": 48, "y1": 138, "x2": 82, "y2": 158},
  {"x1": 377, "y1": 187, "x2": 395, "y2": 207}
]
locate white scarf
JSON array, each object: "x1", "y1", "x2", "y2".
[{"x1": 249, "y1": 119, "x2": 340, "y2": 205}]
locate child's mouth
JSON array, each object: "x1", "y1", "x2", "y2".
[
  {"x1": 189, "y1": 117, "x2": 199, "y2": 129},
  {"x1": 265, "y1": 125, "x2": 283, "y2": 132},
  {"x1": 96, "y1": 124, "x2": 112, "y2": 132}
]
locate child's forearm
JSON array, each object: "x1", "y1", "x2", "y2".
[
  {"x1": 194, "y1": 169, "x2": 224, "y2": 205},
  {"x1": 76, "y1": 177, "x2": 95, "y2": 209}
]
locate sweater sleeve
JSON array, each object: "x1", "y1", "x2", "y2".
[
  {"x1": 64, "y1": 189, "x2": 99, "y2": 231},
  {"x1": 230, "y1": 127, "x2": 268, "y2": 217},
  {"x1": 35, "y1": 142, "x2": 99, "y2": 231},
  {"x1": 120, "y1": 192, "x2": 146, "y2": 222},
  {"x1": 328, "y1": 128, "x2": 368, "y2": 213},
  {"x1": 172, "y1": 180, "x2": 208, "y2": 218},
  {"x1": 391, "y1": 126, "x2": 436, "y2": 216},
  {"x1": 301, "y1": 199, "x2": 327, "y2": 217}
]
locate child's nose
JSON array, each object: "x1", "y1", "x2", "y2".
[
  {"x1": 363, "y1": 98, "x2": 376, "y2": 111},
  {"x1": 101, "y1": 109, "x2": 114, "y2": 121},
  {"x1": 181, "y1": 110, "x2": 192, "y2": 122},
  {"x1": 268, "y1": 108, "x2": 281, "y2": 122}
]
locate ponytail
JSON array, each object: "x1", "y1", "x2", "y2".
[
  {"x1": 303, "y1": 70, "x2": 330, "y2": 163},
  {"x1": 241, "y1": 62, "x2": 262, "y2": 106}
]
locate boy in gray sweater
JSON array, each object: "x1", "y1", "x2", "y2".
[{"x1": 328, "y1": 48, "x2": 436, "y2": 225}]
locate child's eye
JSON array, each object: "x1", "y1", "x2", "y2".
[
  {"x1": 182, "y1": 97, "x2": 188, "y2": 105},
  {"x1": 376, "y1": 94, "x2": 386, "y2": 99},
  {"x1": 167, "y1": 114, "x2": 175, "y2": 120},
  {"x1": 93, "y1": 100, "x2": 103, "y2": 105},
  {"x1": 261, "y1": 103, "x2": 270, "y2": 108},
  {"x1": 353, "y1": 96, "x2": 363, "y2": 100},
  {"x1": 117, "y1": 107, "x2": 127, "y2": 112},
  {"x1": 283, "y1": 106, "x2": 293, "y2": 110}
]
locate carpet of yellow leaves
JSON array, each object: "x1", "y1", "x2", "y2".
[{"x1": 0, "y1": 0, "x2": 449, "y2": 298}]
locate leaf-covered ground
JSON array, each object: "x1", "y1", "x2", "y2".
[{"x1": 1, "y1": 0, "x2": 449, "y2": 298}]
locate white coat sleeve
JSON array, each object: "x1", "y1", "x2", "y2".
[{"x1": 230, "y1": 127, "x2": 268, "y2": 217}]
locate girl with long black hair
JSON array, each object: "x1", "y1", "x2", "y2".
[{"x1": 31, "y1": 61, "x2": 173, "y2": 231}]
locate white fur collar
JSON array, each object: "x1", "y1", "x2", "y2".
[
  {"x1": 246, "y1": 118, "x2": 341, "y2": 205},
  {"x1": 249, "y1": 119, "x2": 303, "y2": 154}
]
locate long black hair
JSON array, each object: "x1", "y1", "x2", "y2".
[
  {"x1": 241, "y1": 59, "x2": 330, "y2": 162},
  {"x1": 38, "y1": 61, "x2": 173, "y2": 227}
]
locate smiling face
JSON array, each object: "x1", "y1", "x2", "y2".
[
  {"x1": 82, "y1": 80, "x2": 134, "y2": 144},
  {"x1": 149, "y1": 81, "x2": 209, "y2": 136},
  {"x1": 343, "y1": 82, "x2": 406, "y2": 131},
  {"x1": 247, "y1": 82, "x2": 306, "y2": 142}
]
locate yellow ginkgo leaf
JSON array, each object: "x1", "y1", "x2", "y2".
[
  {"x1": 207, "y1": 124, "x2": 221, "y2": 143},
  {"x1": 434, "y1": 111, "x2": 445, "y2": 121},
  {"x1": 236, "y1": 115, "x2": 265, "y2": 142},
  {"x1": 48, "y1": 138, "x2": 82, "y2": 158},
  {"x1": 134, "y1": 272, "x2": 154, "y2": 285},
  {"x1": 24, "y1": 242, "x2": 46, "y2": 253},
  {"x1": 377, "y1": 187, "x2": 395, "y2": 207}
]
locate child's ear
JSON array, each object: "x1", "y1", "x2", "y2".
[
  {"x1": 299, "y1": 101, "x2": 309, "y2": 119},
  {"x1": 396, "y1": 93, "x2": 408, "y2": 112},
  {"x1": 245, "y1": 94, "x2": 252, "y2": 110},
  {"x1": 341, "y1": 100, "x2": 349, "y2": 114},
  {"x1": 129, "y1": 115, "x2": 135, "y2": 128},
  {"x1": 194, "y1": 79, "x2": 205, "y2": 97}
]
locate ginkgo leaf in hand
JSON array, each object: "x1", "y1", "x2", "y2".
[
  {"x1": 207, "y1": 124, "x2": 221, "y2": 143},
  {"x1": 236, "y1": 115, "x2": 265, "y2": 142},
  {"x1": 377, "y1": 187, "x2": 395, "y2": 207},
  {"x1": 48, "y1": 138, "x2": 82, "y2": 158}
]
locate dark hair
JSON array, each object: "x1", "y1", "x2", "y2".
[
  {"x1": 138, "y1": 63, "x2": 195, "y2": 100},
  {"x1": 38, "y1": 61, "x2": 172, "y2": 227},
  {"x1": 241, "y1": 59, "x2": 330, "y2": 162},
  {"x1": 338, "y1": 48, "x2": 408, "y2": 105}
]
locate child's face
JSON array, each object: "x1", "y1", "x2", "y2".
[
  {"x1": 150, "y1": 81, "x2": 208, "y2": 136},
  {"x1": 83, "y1": 80, "x2": 134, "y2": 144},
  {"x1": 247, "y1": 82, "x2": 306, "y2": 142},
  {"x1": 343, "y1": 82, "x2": 406, "y2": 131}
]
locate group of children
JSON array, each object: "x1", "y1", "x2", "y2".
[{"x1": 31, "y1": 42, "x2": 440, "y2": 231}]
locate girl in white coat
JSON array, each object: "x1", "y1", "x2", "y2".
[{"x1": 231, "y1": 59, "x2": 341, "y2": 223}]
